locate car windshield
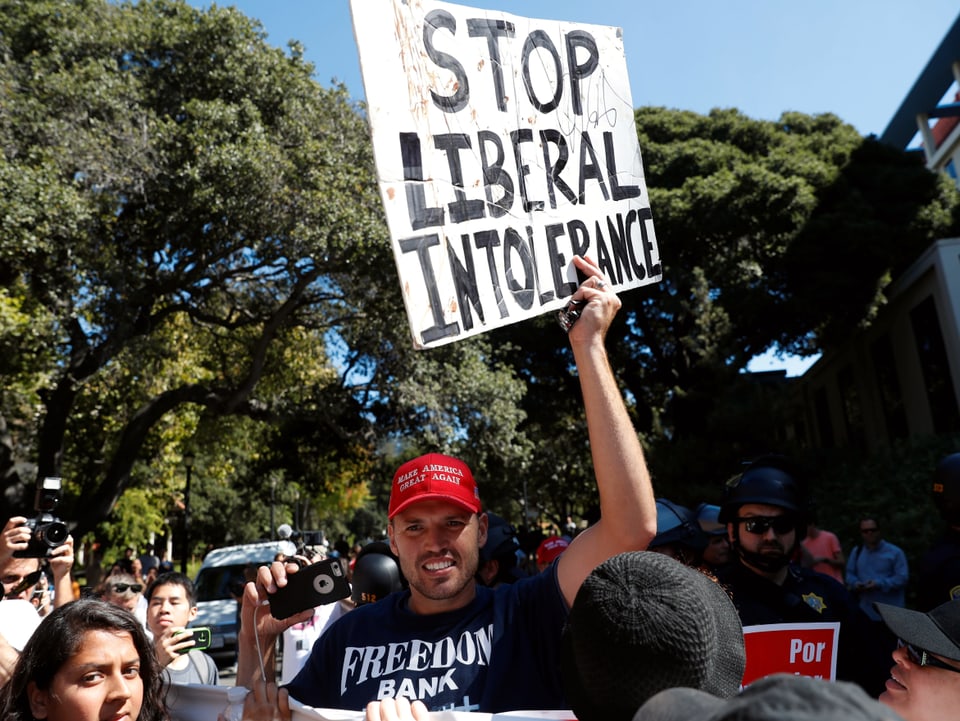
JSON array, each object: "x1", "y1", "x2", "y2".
[{"x1": 194, "y1": 565, "x2": 248, "y2": 602}]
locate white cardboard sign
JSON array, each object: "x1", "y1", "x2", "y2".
[{"x1": 351, "y1": 0, "x2": 660, "y2": 348}]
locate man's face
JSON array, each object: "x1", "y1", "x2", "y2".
[
  {"x1": 0, "y1": 557, "x2": 41, "y2": 600},
  {"x1": 146, "y1": 582, "x2": 196, "y2": 637},
  {"x1": 729, "y1": 502, "x2": 796, "y2": 569},
  {"x1": 702, "y1": 534, "x2": 731, "y2": 567},
  {"x1": 388, "y1": 500, "x2": 488, "y2": 615},
  {"x1": 860, "y1": 520, "x2": 882, "y2": 548},
  {"x1": 103, "y1": 577, "x2": 142, "y2": 612}
]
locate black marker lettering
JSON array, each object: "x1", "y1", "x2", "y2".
[
  {"x1": 593, "y1": 221, "x2": 615, "y2": 282},
  {"x1": 434, "y1": 133, "x2": 485, "y2": 224},
  {"x1": 521, "y1": 30, "x2": 563, "y2": 114},
  {"x1": 622, "y1": 209, "x2": 646, "y2": 279},
  {"x1": 400, "y1": 133, "x2": 443, "y2": 230},
  {"x1": 604, "y1": 131, "x2": 641, "y2": 200},
  {"x1": 448, "y1": 234, "x2": 484, "y2": 331},
  {"x1": 567, "y1": 219, "x2": 591, "y2": 263},
  {"x1": 473, "y1": 229, "x2": 508, "y2": 319},
  {"x1": 544, "y1": 223, "x2": 576, "y2": 300},
  {"x1": 503, "y1": 227, "x2": 535, "y2": 310},
  {"x1": 399, "y1": 233, "x2": 459, "y2": 343},
  {"x1": 577, "y1": 131, "x2": 609, "y2": 203},
  {"x1": 525, "y1": 225, "x2": 554, "y2": 305},
  {"x1": 565, "y1": 31, "x2": 599, "y2": 116},
  {"x1": 540, "y1": 129, "x2": 576, "y2": 209},
  {"x1": 424, "y1": 10, "x2": 469, "y2": 113},
  {"x1": 606, "y1": 213, "x2": 631, "y2": 284},
  {"x1": 466, "y1": 18, "x2": 515, "y2": 112},
  {"x1": 637, "y1": 206, "x2": 661, "y2": 277},
  {"x1": 510, "y1": 129, "x2": 544, "y2": 212},
  {"x1": 478, "y1": 130, "x2": 514, "y2": 218}
]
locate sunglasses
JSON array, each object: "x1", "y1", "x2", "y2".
[
  {"x1": 737, "y1": 516, "x2": 795, "y2": 535},
  {"x1": 111, "y1": 583, "x2": 143, "y2": 594},
  {"x1": 5, "y1": 570, "x2": 43, "y2": 599},
  {"x1": 900, "y1": 640, "x2": 960, "y2": 674}
]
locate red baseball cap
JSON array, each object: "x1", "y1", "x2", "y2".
[
  {"x1": 537, "y1": 535, "x2": 570, "y2": 565},
  {"x1": 388, "y1": 453, "x2": 481, "y2": 519}
]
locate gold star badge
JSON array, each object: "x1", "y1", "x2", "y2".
[{"x1": 802, "y1": 592, "x2": 827, "y2": 614}]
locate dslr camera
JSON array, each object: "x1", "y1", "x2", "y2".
[{"x1": 14, "y1": 477, "x2": 69, "y2": 559}]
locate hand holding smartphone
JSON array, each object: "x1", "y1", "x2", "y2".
[
  {"x1": 173, "y1": 626, "x2": 212, "y2": 654},
  {"x1": 269, "y1": 557, "x2": 350, "y2": 620}
]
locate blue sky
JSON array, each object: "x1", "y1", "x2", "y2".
[
  {"x1": 191, "y1": 0, "x2": 960, "y2": 372},
  {"x1": 203, "y1": 0, "x2": 958, "y2": 138}
]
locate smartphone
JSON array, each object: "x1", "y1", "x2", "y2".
[
  {"x1": 174, "y1": 626, "x2": 212, "y2": 654},
  {"x1": 269, "y1": 557, "x2": 350, "y2": 620}
]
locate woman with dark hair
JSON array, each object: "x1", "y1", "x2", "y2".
[{"x1": 0, "y1": 597, "x2": 167, "y2": 721}]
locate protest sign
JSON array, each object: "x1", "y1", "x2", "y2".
[
  {"x1": 167, "y1": 683, "x2": 574, "y2": 721},
  {"x1": 741, "y1": 622, "x2": 841, "y2": 686},
  {"x1": 351, "y1": 0, "x2": 660, "y2": 348}
]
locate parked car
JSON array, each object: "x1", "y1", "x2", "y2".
[{"x1": 193, "y1": 540, "x2": 296, "y2": 664}]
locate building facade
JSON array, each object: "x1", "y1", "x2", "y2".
[{"x1": 798, "y1": 14, "x2": 960, "y2": 450}]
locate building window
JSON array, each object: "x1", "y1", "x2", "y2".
[
  {"x1": 910, "y1": 295, "x2": 960, "y2": 433},
  {"x1": 837, "y1": 365, "x2": 866, "y2": 450},
  {"x1": 870, "y1": 334, "x2": 908, "y2": 440}
]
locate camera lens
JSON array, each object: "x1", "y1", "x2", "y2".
[{"x1": 40, "y1": 522, "x2": 68, "y2": 547}]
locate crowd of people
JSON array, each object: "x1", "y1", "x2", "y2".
[{"x1": 0, "y1": 259, "x2": 957, "y2": 721}]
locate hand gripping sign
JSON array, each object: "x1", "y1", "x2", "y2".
[{"x1": 351, "y1": 0, "x2": 661, "y2": 348}]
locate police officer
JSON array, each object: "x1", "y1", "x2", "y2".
[
  {"x1": 715, "y1": 454, "x2": 887, "y2": 696},
  {"x1": 696, "y1": 503, "x2": 732, "y2": 572},
  {"x1": 648, "y1": 499, "x2": 706, "y2": 567},
  {"x1": 917, "y1": 452, "x2": 960, "y2": 611}
]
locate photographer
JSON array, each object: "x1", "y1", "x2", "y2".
[
  {"x1": 0, "y1": 516, "x2": 75, "y2": 610},
  {"x1": 0, "y1": 516, "x2": 74, "y2": 688}
]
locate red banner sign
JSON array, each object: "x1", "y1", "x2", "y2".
[{"x1": 741, "y1": 622, "x2": 840, "y2": 686}]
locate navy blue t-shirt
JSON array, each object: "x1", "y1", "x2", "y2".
[{"x1": 285, "y1": 566, "x2": 568, "y2": 712}]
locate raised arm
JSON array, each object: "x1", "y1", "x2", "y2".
[
  {"x1": 48, "y1": 534, "x2": 75, "y2": 608},
  {"x1": 555, "y1": 255, "x2": 657, "y2": 607}
]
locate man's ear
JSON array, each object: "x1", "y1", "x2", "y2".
[
  {"x1": 27, "y1": 681, "x2": 49, "y2": 719},
  {"x1": 188, "y1": 605, "x2": 198, "y2": 622},
  {"x1": 387, "y1": 523, "x2": 399, "y2": 556},
  {"x1": 477, "y1": 512, "x2": 489, "y2": 548}
]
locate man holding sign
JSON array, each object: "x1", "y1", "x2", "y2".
[
  {"x1": 715, "y1": 456, "x2": 888, "y2": 694},
  {"x1": 236, "y1": 255, "x2": 657, "y2": 711}
]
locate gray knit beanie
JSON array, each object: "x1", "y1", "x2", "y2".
[{"x1": 561, "y1": 551, "x2": 746, "y2": 721}]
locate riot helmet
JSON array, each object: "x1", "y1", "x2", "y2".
[
  {"x1": 934, "y1": 452, "x2": 960, "y2": 525},
  {"x1": 719, "y1": 455, "x2": 809, "y2": 574},
  {"x1": 351, "y1": 542, "x2": 403, "y2": 606},
  {"x1": 649, "y1": 498, "x2": 706, "y2": 566},
  {"x1": 695, "y1": 503, "x2": 726, "y2": 536},
  {"x1": 651, "y1": 499, "x2": 704, "y2": 549},
  {"x1": 718, "y1": 455, "x2": 807, "y2": 524}
]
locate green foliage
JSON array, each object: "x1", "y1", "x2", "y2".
[
  {"x1": 0, "y1": 0, "x2": 531, "y2": 553},
  {"x1": 618, "y1": 106, "x2": 960, "y2": 491},
  {"x1": 95, "y1": 487, "x2": 167, "y2": 561},
  {"x1": 0, "y1": 0, "x2": 393, "y2": 537}
]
